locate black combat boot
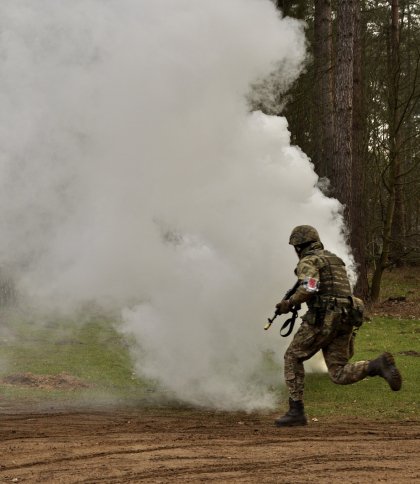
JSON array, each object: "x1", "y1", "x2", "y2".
[
  {"x1": 275, "y1": 398, "x2": 307, "y2": 427},
  {"x1": 367, "y1": 352, "x2": 402, "y2": 391}
]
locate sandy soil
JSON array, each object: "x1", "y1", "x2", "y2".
[{"x1": 0, "y1": 407, "x2": 419, "y2": 483}]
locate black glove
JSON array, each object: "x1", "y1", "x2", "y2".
[{"x1": 275, "y1": 300, "x2": 291, "y2": 315}]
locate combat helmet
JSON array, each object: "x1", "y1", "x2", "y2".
[{"x1": 289, "y1": 225, "x2": 320, "y2": 246}]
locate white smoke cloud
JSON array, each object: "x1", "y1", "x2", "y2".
[{"x1": 0, "y1": 1, "x2": 352, "y2": 410}]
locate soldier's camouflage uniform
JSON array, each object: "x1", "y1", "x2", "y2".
[{"x1": 284, "y1": 241, "x2": 368, "y2": 401}]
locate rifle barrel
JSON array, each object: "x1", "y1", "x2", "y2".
[{"x1": 264, "y1": 313, "x2": 277, "y2": 330}]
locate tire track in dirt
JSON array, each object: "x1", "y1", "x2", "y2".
[
  {"x1": 0, "y1": 410, "x2": 419, "y2": 483},
  {"x1": 70, "y1": 450, "x2": 418, "y2": 484}
]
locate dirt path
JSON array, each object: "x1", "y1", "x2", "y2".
[{"x1": 0, "y1": 408, "x2": 419, "y2": 483}]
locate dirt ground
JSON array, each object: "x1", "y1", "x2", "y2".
[{"x1": 0, "y1": 407, "x2": 419, "y2": 483}]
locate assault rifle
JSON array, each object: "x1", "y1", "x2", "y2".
[{"x1": 264, "y1": 280, "x2": 301, "y2": 337}]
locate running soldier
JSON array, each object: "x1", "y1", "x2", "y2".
[{"x1": 275, "y1": 225, "x2": 402, "y2": 427}]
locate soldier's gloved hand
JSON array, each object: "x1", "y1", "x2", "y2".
[{"x1": 275, "y1": 300, "x2": 291, "y2": 315}]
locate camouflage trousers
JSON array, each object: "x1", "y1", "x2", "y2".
[{"x1": 284, "y1": 309, "x2": 369, "y2": 401}]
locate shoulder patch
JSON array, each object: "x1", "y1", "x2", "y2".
[{"x1": 303, "y1": 276, "x2": 319, "y2": 293}]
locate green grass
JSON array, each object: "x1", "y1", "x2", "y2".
[
  {"x1": 0, "y1": 314, "x2": 154, "y2": 405},
  {"x1": 0, "y1": 288, "x2": 419, "y2": 420}
]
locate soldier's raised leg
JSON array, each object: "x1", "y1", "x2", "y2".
[{"x1": 323, "y1": 331, "x2": 402, "y2": 391}]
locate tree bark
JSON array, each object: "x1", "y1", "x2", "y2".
[
  {"x1": 351, "y1": 0, "x2": 369, "y2": 299},
  {"x1": 332, "y1": 0, "x2": 354, "y2": 220},
  {"x1": 314, "y1": 0, "x2": 334, "y2": 180}
]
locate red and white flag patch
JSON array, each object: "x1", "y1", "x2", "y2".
[{"x1": 303, "y1": 277, "x2": 319, "y2": 292}]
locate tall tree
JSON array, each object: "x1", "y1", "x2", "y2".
[
  {"x1": 313, "y1": 0, "x2": 334, "y2": 179},
  {"x1": 351, "y1": 0, "x2": 370, "y2": 298},
  {"x1": 331, "y1": 0, "x2": 354, "y2": 216}
]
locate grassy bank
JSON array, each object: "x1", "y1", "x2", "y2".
[
  {"x1": 0, "y1": 268, "x2": 419, "y2": 420},
  {"x1": 0, "y1": 315, "x2": 154, "y2": 406}
]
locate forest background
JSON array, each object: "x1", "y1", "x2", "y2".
[{"x1": 251, "y1": 0, "x2": 419, "y2": 301}]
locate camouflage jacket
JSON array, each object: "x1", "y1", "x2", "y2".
[{"x1": 289, "y1": 241, "x2": 352, "y2": 309}]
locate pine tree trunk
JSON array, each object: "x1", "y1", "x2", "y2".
[
  {"x1": 314, "y1": 0, "x2": 334, "y2": 180},
  {"x1": 332, "y1": 0, "x2": 354, "y2": 219},
  {"x1": 351, "y1": 0, "x2": 369, "y2": 299}
]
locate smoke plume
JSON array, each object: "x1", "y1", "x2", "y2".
[{"x1": 0, "y1": 1, "x2": 352, "y2": 410}]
